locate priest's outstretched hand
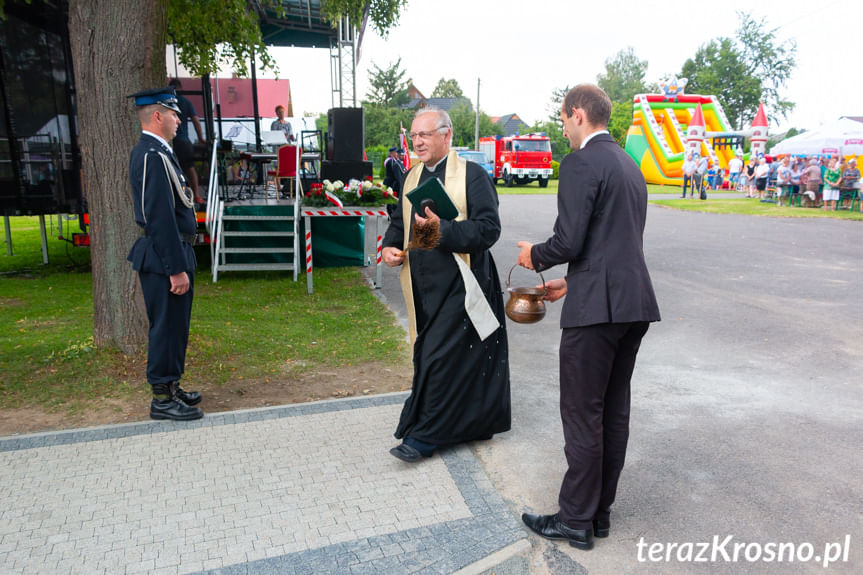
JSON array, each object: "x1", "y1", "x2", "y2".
[{"x1": 382, "y1": 247, "x2": 405, "y2": 267}]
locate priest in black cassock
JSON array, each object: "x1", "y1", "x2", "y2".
[{"x1": 382, "y1": 108, "x2": 511, "y2": 463}]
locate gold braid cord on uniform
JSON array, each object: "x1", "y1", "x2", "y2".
[{"x1": 158, "y1": 152, "x2": 195, "y2": 209}]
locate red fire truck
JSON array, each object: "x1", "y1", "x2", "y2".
[{"x1": 479, "y1": 133, "x2": 553, "y2": 187}]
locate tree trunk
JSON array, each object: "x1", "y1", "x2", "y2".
[{"x1": 68, "y1": 0, "x2": 168, "y2": 354}]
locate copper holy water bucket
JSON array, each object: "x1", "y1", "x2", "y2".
[{"x1": 505, "y1": 264, "x2": 547, "y2": 324}]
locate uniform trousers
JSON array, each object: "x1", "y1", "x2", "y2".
[
  {"x1": 139, "y1": 269, "x2": 194, "y2": 386},
  {"x1": 557, "y1": 321, "x2": 650, "y2": 530}
]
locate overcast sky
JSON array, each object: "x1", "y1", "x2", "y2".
[{"x1": 208, "y1": 0, "x2": 861, "y2": 134}]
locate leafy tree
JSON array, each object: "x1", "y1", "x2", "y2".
[
  {"x1": 315, "y1": 113, "x2": 328, "y2": 133},
  {"x1": 681, "y1": 38, "x2": 761, "y2": 130},
  {"x1": 596, "y1": 47, "x2": 648, "y2": 104},
  {"x1": 546, "y1": 85, "x2": 571, "y2": 123},
  {"x1": 321, "y1": 0, "x2": 407, "y2": 35},
  {"x1": 365, "y1": 58, "x2": 411, "y2": 107},
  {"x1": 447, "y1": 102, "x2": 501, "y2": 148},
  {"x1": 735, "y1": 11, "x2": 796, "y2": 122},
  {"x1": 541, "y1": 120, "x2": 570, "y2": 161},
  {"x1": 607, "y1": 99, "x2": 634, "y2": 147},
  {"x1": 65, "y1": 0, "x2": 404, "y2": 352},
  {"x1": 431, "y1": 78, "x2": 464, "y2": 99},
  {"x1": 167, "y1": 0, "x2": 277, "y2": 77},
  {"x1": 363, "y1": 105, "x2": 414, "y2": 148},
  {"x1": 679, "y1": 12, "x2": 796, "y2": 129}
]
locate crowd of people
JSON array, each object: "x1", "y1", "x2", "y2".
[
  {"x1": 769, "y1": 155, "x2": 860, "y2": 210},
  {"x1": 681, "y1": 152, "x2": 862, "y2": 211}
]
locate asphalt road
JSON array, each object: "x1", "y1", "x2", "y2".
[{"x1": 366, "y1": 195, "x2": 863, "y2": 574}]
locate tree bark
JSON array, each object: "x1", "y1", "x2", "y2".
[{"x1": 68, "y1": 0, "x2": 168, "y2": 354}]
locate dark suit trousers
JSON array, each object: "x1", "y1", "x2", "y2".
[
  {"x1": 139, "y1": 270, "x2": 194, "y2": 386},
  {"x1": 557, "y1": 321, "x2": 649, "y2": 530},
  {"x1": 682, "y1": 175, "x2": 691, "y2": 196}
]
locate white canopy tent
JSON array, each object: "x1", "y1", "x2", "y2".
[{"x1": 770, "y1": 118, "x2": 863, "y2": 157}]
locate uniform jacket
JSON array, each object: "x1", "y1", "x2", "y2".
[
  {"x1": 383, "y1": 156, "x2": 406, "y2": 193},
  {"x1": 127, "y1": 133, "x2": 197, "y2": 275},
  {"x1": 531, "y1": 133, "x2": 660, "y2": 329}
]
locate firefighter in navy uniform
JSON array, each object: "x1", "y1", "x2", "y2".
[{"x1": 127, "y1": 87, "x2": 203, "y2": 421}]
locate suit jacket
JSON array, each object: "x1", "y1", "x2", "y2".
[
  {"x1": 531, "y1": 133, "x2": 660, "y2": 328},
  {"x1": 127, "y1": 133, "x2": 197, "y2": 276}
]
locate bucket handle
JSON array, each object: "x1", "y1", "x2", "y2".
[{"x1": 507, "y1": 263, "x2": 546, "y2": 292}]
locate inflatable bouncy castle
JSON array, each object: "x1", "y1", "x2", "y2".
[{"x1": 624, "y1": 88, "x2": 767, "y2": 185}]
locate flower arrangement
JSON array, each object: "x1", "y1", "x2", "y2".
[
  {"x1": 354, "y1": 177, "x2": 399, "y2": 205},
  {"x1": 302, "y1": 177, "x2": 398, "y2": 207},
  {"x1": 302, "y1": 182, "x2": 328, "y2": 206}
]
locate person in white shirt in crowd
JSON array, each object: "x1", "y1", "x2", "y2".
[
  {"x1": 754, "y1": 156, "x2": 770, "y2": 200},
  {"x1": 681, "y1": 152, "x2": 697, "y2": 198},
  {"x1": 727, "y1": 153, "x2": 743, "y2": 190}
]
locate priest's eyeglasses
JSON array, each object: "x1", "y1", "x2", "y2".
[{"x1": 409, "y1": 128, "x2": 446, "y2": 140}]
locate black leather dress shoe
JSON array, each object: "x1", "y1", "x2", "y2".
[
  {"x1": 593, "y1": 518, "x2": 610, "y2": 538},
  {"x1": 389, "y1": 443, "x2": 425, "y2": 463},
  {"x1": 174, "y1": 385, "x2": 202, "y2": 406},
  {"x1": 522, "y1": 512, "x2": 594, "y2": 550},
  {"x1": 150, "y1": 398, "x2": 203, "y2": 421}
]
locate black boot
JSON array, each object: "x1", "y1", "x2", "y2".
[
  {"x1": 174, "y1": 383, "x2": 202, "y2": 406},
  {"x1": 150, "y1": 383, "x2": 203, "y2": 421}
]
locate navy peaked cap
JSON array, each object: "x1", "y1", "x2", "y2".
[{"x1": 128, "y1": 87, "x2": 180, "y2": 113}]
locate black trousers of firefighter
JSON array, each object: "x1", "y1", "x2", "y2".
[{"x1": 139, "y1": 269, "x2": 194, "y2": 387}]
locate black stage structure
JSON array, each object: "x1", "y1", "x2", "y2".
[
  {"x1": 0, "y1": 0, "x2": 81, "y2": 216},
  {"x1": 0, "y1": 0, "x2": 366, "y2": 259}
]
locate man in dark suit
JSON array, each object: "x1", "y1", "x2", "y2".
[
  {"x1": 516, "y1": 84, "x2": 660, "y2": 550},
  {"x1": 127, "y1": 87, "x2": 203, "y2": 421},
  {"x1": 168, "y1": 78, "x2": 207, "y2": 204}
]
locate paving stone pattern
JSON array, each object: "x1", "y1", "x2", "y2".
[{"x1": 0, "y1": 394, "x2": 525, "y2": 574}]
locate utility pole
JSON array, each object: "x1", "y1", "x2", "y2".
[{"x1": 474, "y1": 78, "x2": 480, "y2": 150}]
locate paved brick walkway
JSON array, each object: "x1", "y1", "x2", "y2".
[{"x1": 0, "y1": 393, "x2": 526, "y2": 574}]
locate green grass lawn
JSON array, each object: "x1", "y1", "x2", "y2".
[
  {"x1": 650, "y1": 197, "x2": 863, "y2": 220},
  {"x1": 0, "y1": 214, "x2": 91, "y2": 274},
  {"x1": 0, "y1": 216, "x2": 409, "y2": 413},
  {"x1": 495, "y1": 181, "x2": 688, "y2": 196},
  {"x1": 647, "y1": 183, "x2": 687, "y2": 195}
]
